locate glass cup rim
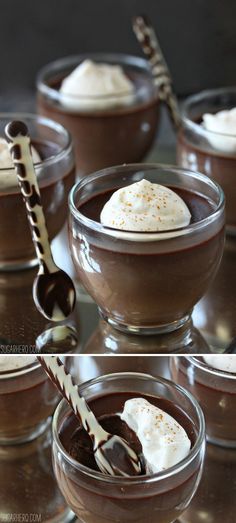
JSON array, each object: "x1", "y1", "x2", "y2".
[
  {"x1": 52, "y1": 371, "x2": 205, "y2": 485},
  {"x1": 0, "y1": 358, "x2": 40, "y2": 380},
  {"x1": 69, "y1": 163, "x2": 225, "y2": 241},
  {"x1": 36, "y1": 52, "x2": 156, "y2": 103},
  {"x1": 184, "y1": 356, "x2": 236, "y2": 380},
  {"x1": 181, "y1": 86, "x2": 236, "y2": 139},
  {"x1": 0, "y1": 112, "x2": 72, "y2": 172}
]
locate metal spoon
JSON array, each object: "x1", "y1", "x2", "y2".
[
  {"x1": 38, "y1": 355, "x2": 142, "y2": 477},
  {"x1": 132, "y1": 14, "x2": 180, "y2": 130},
  {"x1": 5, "y1": 120, "x2": 76, "y2": 322}
]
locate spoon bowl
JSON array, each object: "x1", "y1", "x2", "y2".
[{"x1": 33, "y1": 268, "x2": 76, "y2": 321}]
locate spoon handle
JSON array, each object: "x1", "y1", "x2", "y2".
[
  {"x1": 5, "y1": 121, "x2": 57, "y2": 273},
  {"x1": 38, "y1": 356, "x2": 108, "y2": 443},
  {"x1": 132, "y1": 15, "x2": 180, "y2": 130}
]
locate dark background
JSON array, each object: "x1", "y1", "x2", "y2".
[{"x1": 0, "y1": 0, "x2": 235, "y2": 103}]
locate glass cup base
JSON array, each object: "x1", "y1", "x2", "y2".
[
  {"x1": 99, "y1": 308, "x2": 191, "y2": 336},
  {"x1": 0, "y1": 256, "x2": 38, "y2": 272},
  {"x1": 0, "y1": 417, "x2": 51, "y2": 446},
  {"x1": 207, "y1": 434, "x2": 236, "y2": 449}
]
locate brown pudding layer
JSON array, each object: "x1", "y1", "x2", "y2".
[
  {"x1": 171, "y1": 357, "x2": 236, "y2": 446},
  {"x1": 0, "y1": 139, "x2": 75, "y2": 268},
  {"x1": 177, "y1": 129, "x2": 236, "y2": 231},
  {"x1": 56, "y1": 392, "x2": 198, "y2": 523},
  {"x1": 0, "y1": 363, "x2": 60, "y2": 443},
  {"x1": 70, "y1": 186, "x2": 224, "y2": 329},
  {"x1": 38, "y1": 71, "x2": 159, "y2": 175}
]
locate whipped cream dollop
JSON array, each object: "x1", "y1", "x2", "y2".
[
  {"x1": 203, "y1": 355, "x2": 236, "y2": 373},
  {"x1": 0, "y1": 356, "x2": 36, "y2": 372},
  {"x1": 100, "y1": 179, "x2": 191, "y2": 232},
  {"x1": 60, "y1": 59, "x2": 135, "y2": 111},
  {"x1": 120, "y1": 398, "x2": 191, "y2": 474},
  {"x1": 0, "y1": 138, "x2": 41, "y2": 190},
  {"x1": 202, "y1": 108, "x2": 236, "y2": 153}
]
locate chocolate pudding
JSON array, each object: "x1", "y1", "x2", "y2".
[
  {"x1": 177, "y1": 88, "x2": 236, "y2": 234},
  {"x1": 0, "y1": 357, "x2": 60, "y2": 444},
  {"x1": 53, "y1": 373, "x2": 205, "y2": 523},
  {"x1": 170, "y1": 356, "x2": 236, "y2": 447},
  {"x1": 69, "y1": 164, "x2": 225, "y2": 334},
  {"x1": 0, "y1": 114, "x2": 75, "y2": 270},
  {"x1": 37, "y1": 54, "x2": 159, "y2": 176}
]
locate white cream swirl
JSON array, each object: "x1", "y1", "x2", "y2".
[
  {"x1": 121, "y1": 398, "x2": 191, "y2": 474},
  {"x1": 100, "y1": 179, "x2": 191, "y2": 232},
  {"x1": 202, "y1": 108, "x2": 236, "y2": 153},
  {"x1": 59, "y1": 59, "x2": 135, "y2": 111},
  {"x1": 0, "y1": 138, "x2": 41, "y2": 190},
  {"x1": 203, "y1": 355, "x2": 236, "y2": 373}
]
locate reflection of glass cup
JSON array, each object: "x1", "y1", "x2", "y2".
[
  {"x1": 170, "y1": 356, "x2": 236, "y2": 448},
  {"x1": 0, "y1": 359, "x2": 60, "y2": 444},
  {"x1": 52, "y1": 372, "x2": 205, "y2": 523},
  {"x1": 193, "y1": 237, "x2": 236, "y2": 349},
  {"x1": 0, "y1": 267, "x2": 48, "y2": 348},
  {"x1": 180, "y1": 443, "x2": 236, "y2": 523},
  {"x1": 69, "y1": 164, "x2": 225, "y2": 335},
  {"x1": 83, "y1": 318, "x2": 211, "y2": 354},
  {"x1": 177, "y1": 88, "x2": 236, "y2": 234},
  {"x1": 37, "y1": 53, "x2": 160, "y2": 176},
  {"x1": 0, "y1": 113, "x2": 75, "y2": 270},
  {"x1": 0, "y1": 425, "x2": 74, "y2": 523}
]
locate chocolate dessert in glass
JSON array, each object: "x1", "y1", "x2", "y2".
[
  {"x1": 0, "y1": 356, "x2": 61, "y2": 444},
  {"x1": 177, "y1": 87, "x2": 236, "y2": 235},
  {"x1": 0, "y1": 113, "x2": 75, "y2": 271},
  {"x1": 37, "y1": 54, "x2": 160, "y2": 176},
  {"x1": 52, "y1": 372, "x2": 205, "y2": 523},
  {"x1": 69, "y1": 164, "x2": 225, "y2": 335},
  {"x1": 170, "y1": 355, "x2": 236, "y2": 448}
]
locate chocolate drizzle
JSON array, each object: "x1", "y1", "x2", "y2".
[
  {"x1": 5, "y1": 120, "x2": 76, "y2": 322},
  {"x1": 132, "y1": 15, "x2": 180, "y2": 130}
]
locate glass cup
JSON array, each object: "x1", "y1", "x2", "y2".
[
  {"x1": 177, "y1": 87, "x2": 236, "y2": 235},
  {"x1": 69, "y1": 164, "x2": 225, "y2": 335},
  {"x1": 170, "y1": 356, "x2": 236, "y2": 448},
  {"x1": 0, "y1": 113, "x2": 75, "y2": 271},
  {"x1": 37, "y1": 53, "x2": 160, "y2": 176},
  {"x1": 0, "y1": 358, "x2": 60, "y2": 444},
  {"x1": 52, "y1": 372, "x2": 205, "y2": 523}
]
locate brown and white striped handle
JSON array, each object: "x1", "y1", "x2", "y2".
[
  {"x1": 5, "y1": 121, "x2": 57, "y2": 274},
  {"x1": 38, "y1": 356, "x2": 108, "y2": 444},
  {"x1": 133, "y1": 15, "x2": 180, "y2": 130}
]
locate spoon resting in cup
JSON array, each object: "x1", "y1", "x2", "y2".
[
  {"x1": 5, "y1": 120, "x2": 76, "y2": 322},
  {"x1": 38, "y1": 355, "x2": 142, "y2": 477}
]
